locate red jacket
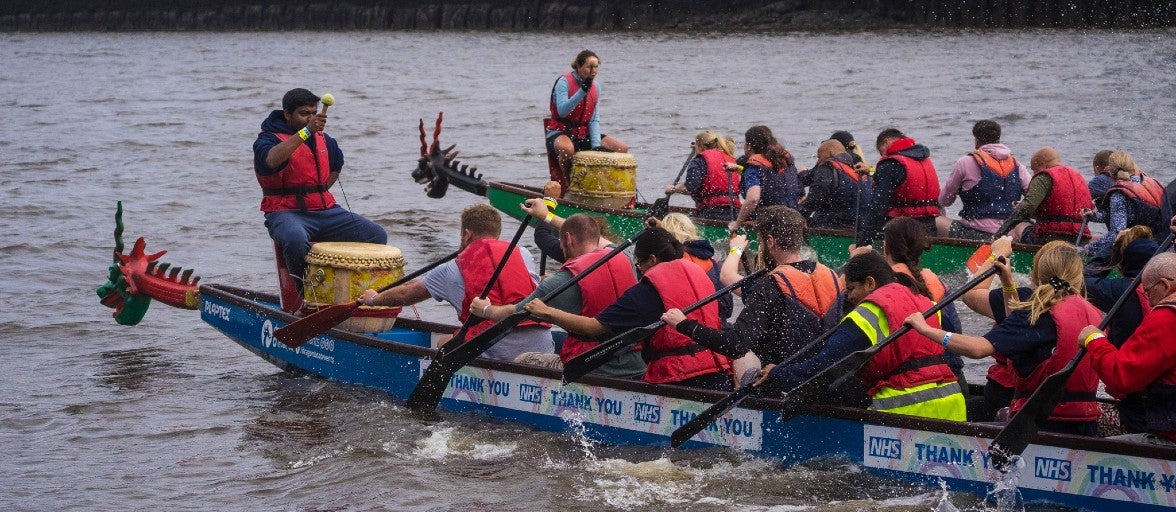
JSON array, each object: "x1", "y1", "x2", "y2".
[
  {"x1": 1009, "y1": 295, "x2": 1102, "y2": 422},
  {"x1": 857, "y1": 283, "x2": 958, "y2": 396},
  {"x1": 256, "y1": 131, "x2": 336, "y2": 213},
  {"x1": 544, "y1": 72, "x2": 597, "y2": 139},
  {"x1": 456, "y1": 239, "x2": 548, "y2": 340},
  {"x1": 558, "y1": 247, "x2": 638, "y2": 362},
  {"x1": 642, "y1": 259, "x2": 731, "y2": 384},
  {"x1": 890, "y1": 264, "x2": 945, "y2": 302},
  {"x1": 1089, "y1": 302, "x2": 1176, "y2": 440},
  {"x1": 1031, "y1": 165, "x2": 1093, "y2": 239},
  {"x1": 691, "y1": 149, "x2": 740, "y2": 210},
  {"x1": 881, "y1": 138, "x2": 940, "y2": 219}
]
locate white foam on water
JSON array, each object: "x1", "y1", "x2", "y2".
[
  {"x1": 577, "y1": 457, "x2": 698, "y2": 510},
  {"x1": 287, "y1": 444, "x2": 355, "y2": 470},
  {"x1": 409, "y1": 425, "x2": 518, "y2": 462},
  {"x1": 986, "y1": 459, "x2": 1026, "y2": 512}
]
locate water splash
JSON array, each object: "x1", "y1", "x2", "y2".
[
  {"x1": 933, "y1": 478, "x2": 962, "y2": 512},
  {"x1": 986, "y1": 456, "x2": 1026, "y2": 512},
  {"x1": 409, "y1": 425, "x2": 518, "y2": 462}
]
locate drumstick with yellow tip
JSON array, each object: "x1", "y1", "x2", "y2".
[{"x1": 319, "y1": 93, "x2": 335, "y2": 115}]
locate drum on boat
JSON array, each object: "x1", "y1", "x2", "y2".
[
  {"x1": 303, "y1": 242, "x2": 404, "y2": 333},
  {"x1": 568, "y1": 150, "x2": 636, "y2": 209}
]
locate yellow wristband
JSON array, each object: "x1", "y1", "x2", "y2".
[
  {"x1": 729, "y1": 246, "x2": 744, "y2": 255},
  {"x1": 544, "y1": 213, "x2": 554, "y2": 224},
  {"x1": 1083, "y1": 331, "x2": 1105, "y2": 347},
  {"x1": 298, "y1": 127, "x2": 310, "y2": 141}
]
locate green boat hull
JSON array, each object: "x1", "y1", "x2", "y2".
[{"x1": 487, "y1": 182, "x2": 1039, "y2": 276}]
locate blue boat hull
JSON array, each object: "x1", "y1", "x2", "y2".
[{"x1": 200, "y1": 284, "x2": 1176, "y2": 512}]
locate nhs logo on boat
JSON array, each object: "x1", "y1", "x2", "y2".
[{"x1": 868, "y1": 436, "x2": 902, "y2": 459}]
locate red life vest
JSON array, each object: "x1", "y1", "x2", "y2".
[
  {"x1": 558, "y1": 248, "x2": 638, "y2": 362},
  {"x1": 1031, "y1": 165, "x2": 1093, "y2": 239},
  {"x1": 829, "y1": 159, "x2": 862, "y2": 183},
  {"x1": 1105, "y1": 174, "x2": 1164, "y2": 209},
  {"x1": 971, "y1": 151, "x2": 1018, "y2": 178},
  {"x1": 691, "y1": 149, "x2": 740, "y2": 210},
  {"x1": 544, "y1": 72, "x2": 597, "y2": 139},
  {"x1": 1008, "y1": 295, "x2": 1102, "y2": 422},
  {"x1": 256, "y1": 131, "x2": 336, "y2": 213},
  {"x1": 456, "y1": 239, "x2": 549, "y2": 340},
  {"x1": 890, "y1": 263, "x2": 945, "y2": 301},
  {"x1": 987, "y1": 353, "x2": 1018, "y2": 388},
  {"x1": 857, "y1": 283, "x2": 958, "y2": 396},
  {"x1": 881, "y1": 139, "x2": 940, "y2": 219},
  {"x1": 642, "y1": 259, "x2": 731, "y2": 384}
]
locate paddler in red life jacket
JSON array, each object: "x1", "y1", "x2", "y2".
[
  {"x1": 654, "y1": 213, "x2": 733, "y2": 327},
  {"x1": 936, "y1": 120, "x2": 1030, "y2": 241},
  {"x1": 752, "y1": 251, "x2": 966, "y2": 421},
  {"x1": 798, "y1": 139, "x2": 872, "y2": 232},
  {"x1": 663, "y1": 131, "x2": 740, "y2": 221},
  {"x1": 1081, "y1": 150, "x2": 1167, "y2": 263},
  {"x1": 662, "y1": 206, "x2": 845, "y2": 388},
  {"x1": 905, "y1": 241, "x2": 1102, "y2": 436},
  {"x1": 253, "y1": 88, "x2": 387, "y2": 291},
  {"x1": 543, "y1": 50, "x2": 629, "y2": 194},
  {"x1": 859, "y1": 128, "x2": 941, "y2": 244},
  {"x1": 469, "y1": 213, "x2": 643, "y2": 378},
  {"x1": 994, "y1": 147, "x2": 1094, "y2": 245},
  {"x1": 1080, "y1": 252, "x2": 1176, "y2": 447},
  {"x1": 525, "y1": 227, "x2": 734, "y2": 391},
  {"x1": 728, "y1": 125, "x2": 801, "y2": 232},
  {"x1": 360, "y1": 204, "x2": 554, "y2": 362}
]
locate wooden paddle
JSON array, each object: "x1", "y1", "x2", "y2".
[
  {"x1": 987, "y1": 233, "x2": 1175, "y2": 472},
  {"x1": 275, "y1": 248, "x2": 461, "y2": 348},
  {"x1": 561, "y1": 266, "x2": 771, "y2": 385},
  {"x1": 670, "y1": 315, "x2": 842, "y2": 448},
  {"x1": 764, "y1": 265, "x2": 1000, "y2": 426},
  {"x1": 404, "y1": 228, "x2": 648, "y2": 412},
  {"x1": 648, "y1": 148, "x2": 695, "y2": 220}
]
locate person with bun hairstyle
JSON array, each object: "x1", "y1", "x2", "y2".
[
  {"x1": 525, "y1": 227, "x2": 733, "y2": 390},
  {"x1": 728, "y1": 125, "x2": 801, "y2": 231},
  {"x1": 753, "y1": 251, "x2": 966, "y2": 421},
  {"x1": 905, "y1": 241, "x2": 1103, "y2": 435},
  {"x1": 1082, "y1": 150, "x2": 1166, "y2": 263},
  {"x1": 544, "y1": 50, "x2": 629, "y2": 193},
  {"x1": 664, "y1": 131, "x2": 740, "y2": 221}
]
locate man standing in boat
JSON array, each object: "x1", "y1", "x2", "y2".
[
  {"x1": 544, "y1": 50, "x2": 629, "y2": 194},
  {"x1": 468, "y1": 212, "x2": 644, "y2": 378},
  {"x1": 994, "y1": 147, "x2": 1093, "y2": 245},
  {"x1": 360, "y1": 204, "x2": 555, "y2": 362},
  {"x1": 859, "y1": 128, "x2": 941, "y2": 244},
  {"x1": 936, "y1": 120, "x2": 1029, "y2": 241},
  {"x1": 253, "y1": 88, "x2": 387, "y2": 292}
]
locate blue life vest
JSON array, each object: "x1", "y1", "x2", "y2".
[{"x1": 959, "y1": 151, "x2": 1023, "y2": 220}]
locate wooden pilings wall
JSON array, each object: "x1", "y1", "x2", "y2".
[{"x1": 2, "y1": 0, "x2": 1173, "y2": 31}]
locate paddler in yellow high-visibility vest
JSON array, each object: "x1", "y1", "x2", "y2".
[{"x1": 754, "y1": 251, "x2": 966, "y2": 421}]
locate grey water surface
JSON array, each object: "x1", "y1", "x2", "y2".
[{"x1": 3, "y1": 29, "x2": 1175, "y2": 511}]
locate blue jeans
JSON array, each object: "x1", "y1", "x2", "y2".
[{"x1": 264, "y1": 205, "x2": 387, "y2": 288}]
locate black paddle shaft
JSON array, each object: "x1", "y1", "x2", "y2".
[
  {"x1": 648, "y1": 149, "x2": 695, "y2": 220},
  {"x1": 562, "y1": 266, "x2": 771, "y2": 384},
  {"x1": 988, "y1": 233, "x2": 1175, "y2": 472}
]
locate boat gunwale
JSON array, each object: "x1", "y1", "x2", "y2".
[
  {"x1": 201, "y1": 282, "x2": 1176, "y2": 462},
  {"x1": 489, "y1": 181, "x2": 1045, "y2": 254}
]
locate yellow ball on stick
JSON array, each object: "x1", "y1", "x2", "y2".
[{"x1": 320, "y1": 93, "x2": 335, "y2": 115}]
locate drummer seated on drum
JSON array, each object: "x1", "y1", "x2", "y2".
[
  {"x1": 545, "y1": 50, "x2": 628, "y2": 190},
  {"x1": 253, "y1": 88, "x2": 387, "y2": 291},
  {"x1": 360, "y1": 204, "x2": 555, "y2": 362}
]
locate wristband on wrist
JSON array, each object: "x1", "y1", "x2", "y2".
[
  {"x1": 481, "y1": 304, "x2": 490, "y2": 317},
  {"x1": 364, "y1": 294, "x2": 375, "y2": 306},
  {"x1": 1002, "y1": 284, "x2": 1017, "y2": 294},
  {"x1": 544, "y1": 213, "x2": 555, "y2": 224},
  {"x1": 542, "y1": 197, "x2": 558, "y2": 210},
  {"x1": 729, "y1": 246, "x2": 744, "y2": 255},
  {"x1": 1083, "y1": 331, "x2": 1105, "y2": 347},
  {"x1": 941, "y1": 332, "x2": 952, "y2": 348},
  {"x1": 298, "y1": 127, "x2": 310, "y2": 141}
]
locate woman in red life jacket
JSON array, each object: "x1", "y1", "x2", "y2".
[
  {"x1": 752, "y1": 251, "x2": 965, "y2": 420},
  {"x1": 525, "y1": 227, "x2": 733, "y2": 390},
  {"x1": 543, "y1": 50, "x2": 629, "y2": 191},
  {"x1": 664, "y1": 132, "x2": 740, "y2": 221},
  {"x1": 1082, "y1": 150, "x2": 1167, "y2": 264},
  {"x1": 905, "y1": 241, "x2": 1103, "y2": 436}
]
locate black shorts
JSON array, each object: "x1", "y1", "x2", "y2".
[{"x1": 545, "y1": 133, "x2": 598, "y2": 154}]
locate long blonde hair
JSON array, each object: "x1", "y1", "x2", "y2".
[
  {"x1": 660, "y1": 213, "x2": 699, "y2": 243},
  {"x1": 694, "y1": 131, "x2": 736, "y2": 158},
  {"x1": 1009, "y1": 241, "x2": 1085, "y2": 324},
  {"x1": 1109, "y1": 150, "x2": 1138, "y2": 181}
]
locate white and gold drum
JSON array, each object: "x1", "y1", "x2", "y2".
[
  {"x1": 568, "y1": 150, "x2": 637, "y2": 209},
  {"x1": 303, "y1": 242, "x2": 404, "y2": 333}
]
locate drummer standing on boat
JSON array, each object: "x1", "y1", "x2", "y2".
[
  {"x1": 544, "y1": 50, "x2": 629, "y2": 194},
  {"x1": 253, "y1": 88, "x2": 387, "y2": 291}
]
